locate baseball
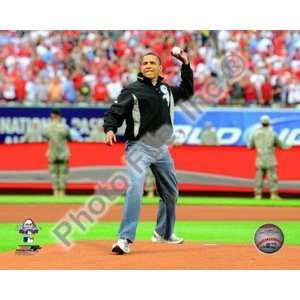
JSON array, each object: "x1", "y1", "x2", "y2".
[
  {"x1": 254, "y1": 224, "x2": 284, "y2": 254},
  {"x1": 171, "y1": 46, "x2": 182, "y2": 56}
]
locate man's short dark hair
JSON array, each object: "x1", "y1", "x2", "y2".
[
  {"x1": 51, "y1": 108, "x2": 62, "y2": 116},
  {"x1": 140, "y1": 52, "x2": 162, "y2": 65}
]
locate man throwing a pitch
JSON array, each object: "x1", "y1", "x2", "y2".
[{"x1": 103, "y1": 48, "x2": 193, "y2": 254}]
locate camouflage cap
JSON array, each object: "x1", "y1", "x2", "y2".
[{"x1": 260, "y1": 115, "x2": 270, "y2": 125}]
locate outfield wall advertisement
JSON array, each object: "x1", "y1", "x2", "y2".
[
  {"x1": 0, "y1": 107, "x2": 107, "y2": 144},
  {"x1": 173, "y1": 107, "x2": 300, "y2": 146},
  {"x1": 1, "y1": 107, "x2": 300, "y2": 146},
  {"x1": 0, "y1": 142, "x2": 299, "y2": 193}
]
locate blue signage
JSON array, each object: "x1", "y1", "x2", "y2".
[
  {"x1": 173, "y1": 107, "x2": 300, "y2": 146},
  {"x1": 1, "y1": 106, "x2": 300, "y2": 146}
]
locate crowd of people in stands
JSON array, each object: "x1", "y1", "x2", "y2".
[{"x1": 1, "y1": 30, "x2": 300, "y2": 107}]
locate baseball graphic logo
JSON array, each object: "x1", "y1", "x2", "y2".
[
  {"x1": 254, "y1": 224, "x2": 284, "y2": 254},
  {"x1": 16, "y1": 218, "x2": 41, "y2": 254}
]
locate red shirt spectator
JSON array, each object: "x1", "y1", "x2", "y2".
[
  {"x1": 192, "y1": 54, "x2": 204, "y2": 67},
  {"x1": 151, "y1": 41, "x2": 164, "y2": 56},
  {"x1": 62, "y1": 40, "x2": 74, "y2": 57},
  {"x1": 163, "y1": 56, "x2": 174, "y2": 69},
  {"x1": 273, "y1": 33, "x2": 285, "y2": 56},
  {"x1": 72, "y1": 71, "x2": 83, "y2": 90},
  {"x1": 295, "y1": 69, "x2": 300, "y2": 81},
  {"x1": 107, "y1": 62, "x2": 121, "y2": 79},
  {"x1": 18, "y1": 46, "x2": 32, "y2": 57},
  {"x1": 243, "y1": 82, "x2": 257, "y2": 104},
  {"x1": 32, "y1": 58, "x2": 46, "y2": 75},
  {"x1": 15, "y1": 77, "x2": 26, "y2": 101},
  {"x1": 93, "y1": 82, "x2": 108, "y2": 102},
  {"x1": 260, "y1": 81, "x2": 273, "y2": 105},
  {"x1": 114, "y1": 39, "x2": 127, "y2": 57}
]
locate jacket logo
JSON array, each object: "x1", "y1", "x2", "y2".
[{"x1": 160, "y1": 85, "x2": 170, "y2": 106}]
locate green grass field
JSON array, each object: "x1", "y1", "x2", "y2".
[
  {"x1": 1, "y1": 195, "x2": 300, "y2": 206},
  {"x1": 1, "y1": 221, "x2": 300, "y2": 253},
  {"x1": 1, "y1": 195, "x2": 299, "y2": 253}
]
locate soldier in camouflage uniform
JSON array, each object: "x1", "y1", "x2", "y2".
[
  {"x1": 200, "y1": 122, "x2": 218, "y2": 145},
  {"x1": 44, "y1": 109, "x2": 71, "y2": 197},
  {"x1": 248, "y1": 115, "x2": 285, "y2": 200}
]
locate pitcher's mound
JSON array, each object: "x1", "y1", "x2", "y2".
[{"x1": 1, "y1": 241, "x2": 300, "y2": 270}]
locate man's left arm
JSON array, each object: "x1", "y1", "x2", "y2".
[{"x1": 170, "y1": 51, "x2": 194, "y2": 103}]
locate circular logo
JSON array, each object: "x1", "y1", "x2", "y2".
[
  {"x1": 221, "y1": 53, "x2": 246, "y2": 80},
  {"x1": 254, "y1": 224, "x2": 284, "y2": 254}
]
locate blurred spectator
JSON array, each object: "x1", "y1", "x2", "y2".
[
  {"x1": 287, "y1": 77, "x2": 300, "y2": 106},
  {"x1": 78, "y1": 82, "x2": 91, "y2": 102},
  {"x1": 107, "y1": 76, "x2": 123, "y2": 100},
  {"x1": 36, "y1": 76, "x2": 49, "y2": 102},
  {"x1": 260, "y1": 77, "x2": 273, "y2": 106},
  {"x1": 242, "y1": 77, "x2": 257, "y2": 106},
  {"x1": 63, "y1": 72, "x2": 76, "y2": 103},
  {"x1": 92, "y1": 80, "x2": 108, "y2": 102},
  {"x1": 14, "y1": 72, "x2": 26, "y2": 102},
  {"x1": 48, "y1": 76, "x2": 63, "y2": 102},
  {"x1": 229, "y1": 82, "x2": 244, "y2": 105},
  {"x1": 2, "y1": 79, "x2": 16, "y2": 101},
  {"x1": 272, "y1": 78, "x2": 283, "y2": 106},
  {"x1": 25, "y1": 77, "x2": 37, "y2": 103}
]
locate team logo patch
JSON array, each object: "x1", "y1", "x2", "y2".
[{"x1": 160, "y1": 85, "x2": 170, "y2": 106}]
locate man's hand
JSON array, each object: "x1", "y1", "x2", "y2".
[
  {"x1": 105, "y1": 130, "x2": 117, "y2": 146},
  {"x1": 171, "y1": 48, "x2": 189, "y2": 65}
]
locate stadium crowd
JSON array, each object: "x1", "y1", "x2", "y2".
[{"x1": 1, "y1": 30, "x2": 300, "y2": 107}]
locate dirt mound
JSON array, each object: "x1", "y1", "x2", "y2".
[{"x1": 1, "y1": 240, "x2": 299, "y2": 270}]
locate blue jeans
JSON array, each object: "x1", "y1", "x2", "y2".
[{"x1": 119, "y1": 141, "x2": 178, "y2": 242}]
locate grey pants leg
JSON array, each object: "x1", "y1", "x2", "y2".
[
  {"x1": 151, "y1": 148, "x2": 178, "y2": 239},
  {"x1": 118, "y1": 142, "x2": 151, "y2": 242}
]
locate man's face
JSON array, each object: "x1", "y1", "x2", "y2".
[{"x1": 140, "y1": 55, "x2": 162, "y2": 80}]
